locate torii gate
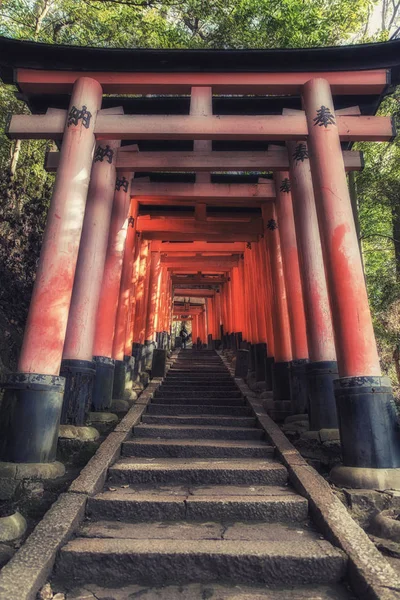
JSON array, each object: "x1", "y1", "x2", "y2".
[{"x1": 0, "y1": 34, "x2": 400, "y2": 492}]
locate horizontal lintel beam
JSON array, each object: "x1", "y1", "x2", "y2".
[
  {"x1": 16, "y1": 68, "x2": 389, "y2": 95},
  {"x1": 174, "y1": 289, "x2": 216, "y2": 297},
  {"x1": 143, "y1": 232, "x2": 259, "y2": 242},
  {"x1": 136, "y1": 217, "x2": 263, "y2": 236},
  {"x1": 133, "y1": 182, "x2": 275, "y2": 205},
  {"x1": 8, "y1": 113, "x2": 395, "y2": 142},
  {"x1": 152, "y1": 242, "x2": 246, "y2": 252},
  {"x1": 45, "y1": 148, "x2": 363, "y2": 172}
]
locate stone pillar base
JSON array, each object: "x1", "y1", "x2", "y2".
[
  {"x1": 87, "y1": 411, "x2": 118, "y2": 434},
  {"x1": 301, "y1": 428, "x2": 340, "y2": 443},
  {"x1": 0, "y1": 461, "x2": 65, "y2": 480},
  {"x1": 58, "y1": 424, "x2": 99, "y2": 442},
  {"x1": 0, "y1": 511, "x2": 27, "y2": 542},
  {"x1": 330, "y1": 465, "x2": 400, "y2": 491}
]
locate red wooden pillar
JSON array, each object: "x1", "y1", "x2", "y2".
[
  {"x1": 258, "y1": 238, "x2": 275, "y2": 357},
  {"x1": 287, "y1": 140, "x2": 338, "y2": 430},
  {"x1": 124, "y1": 234, "x2": 141, "y2": 357},
  {"x1": 113, "y1": 198, "x2": 139, "y2": 362},
  {"x1": 304, "y1": 78, "x2": 400, "y2": 487},
  {"x1": 262, "y1": 202, "x2": 293, "y2": 404},
  {"x1": 145, "y1": 251, "x2": 161, "y2": 343},
  {"x1": 215, "y1": 290, "x2": 222, "y2": 341},
  {"x1": 0, "y1": 77, "x2": 102, "y2": 465},
  {"x1": 274, "y1": 170, "x2": 309, "y2": 414},
  {"x1": 92, "y1": 171, "x2": 132, "y2": 409},
  {"x1": 61, "y1": 138, "x2": 119, "y2": 426}
]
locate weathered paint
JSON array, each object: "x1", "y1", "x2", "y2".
[
  {"x1": 262, "y1": 203, "x2": 292, "y2": 363},
  {"x1": 112, "y1": 197, "x2": 138, "y2": 360},
  {"x1": 145, "y1": 252, "x2": 162, "y2": 342},
  {"x1": 287, "y1": 140, "x2": 336, "y2": 363},
  {"x1": 92, "y1": 170, "x2": 132, "y2": 358},
  {"x1": 274, "y1": 171, "x2": 309, "y2": 360},
  {"x1": 303, "y1": 78, "x2": 381, "y2": 377},
  {"x1": 18, "y1": 77, "x2": 103, "y2": 375}
]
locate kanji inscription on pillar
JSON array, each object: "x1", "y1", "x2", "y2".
[
  {"x1": 94, "y1": 145, "x2": 114, "y2": 164},
  {"x1": 279, "y1": 178, "x2": 291, "y2": 193},
  {"x1": 267, "y1": 219, "x2": 278, "y2": 230},
  {"x1": 116, "y1": 176, "x2": 129, "y2": 192},
  {"x1": 292, "y1": 143, "x2": 309, "y2": 163},
  {"x1": 313, "y1": 106, "x2": 336, "y2": 128},
  {"x1": 128, "y1": 216, "x2": 135, "y2": 228},
  {"x1": 67, "y1": 105, "x2": 92, "y2": 128}
]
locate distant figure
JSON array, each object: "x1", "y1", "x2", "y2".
[{"x1": 180, "y1": 325, "x2": 189, "y2": 349}]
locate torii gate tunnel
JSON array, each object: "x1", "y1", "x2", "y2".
[{"x1": 1, "y1": 35, "x2": 400, "y2": 490}]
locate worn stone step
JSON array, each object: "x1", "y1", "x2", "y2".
[
  {"x1": 133, "y1": 424, "x2": 264, "y2": 441},
  {"x1": 108, "y1": 458, "x2": 288, "y2": 485},
  {"x1": 87, "y1": 485, "x2": 307, "y2": 522},
  {"x1": 141, "y1": 415, "x2": 256, "y2": 427},
  {"x1": 59, "y1": 582, "x2": 355, "y2": 600},
  {"x1": 151, "y1": 397, "x2": 246, "y2": 406},
  {"x1": 122, "y1": 438, "x2": 272, "y2": 458},
  {"x1": 57, "y1": 535, "x2": 346, "y2": 586},
  {"x1": 165, "y1": 376, "x2": 233, "y2": 382},
  {"x1": 146, "y1": 404, "x2": 253, "y2": 416},
  {"x1": 155, "y1": 390, "x2": 242, "y2": 399}
]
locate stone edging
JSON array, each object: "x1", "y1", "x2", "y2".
[
  {"x1": 0, "y1": 350, "x2": 180, "y2": 600},
  {"x1": 218, "y1": 351, "x2": 400, "y2": 600}
]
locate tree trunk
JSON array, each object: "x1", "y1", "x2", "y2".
[{"x1": 392, "y1": 198, "x2": 400, "y2": 281}]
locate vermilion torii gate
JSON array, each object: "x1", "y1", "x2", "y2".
[{"x1": 0, "y1": 35, "x2": 400, "y2": 490}]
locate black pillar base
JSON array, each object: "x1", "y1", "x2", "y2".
[
  {"x1": 175, "y1": 336, "x2": 183, "y2": 349},
  {"x1": 335, "y1": 375, "x2": 400, "y2": 469},
  {"x1": 143, "y1": 340, "x2": 156, "y2": 370},
  {"x1": 152, "y1": 348, "x2": 167, "y2": 378},
  {"x1": 248, "y1": 344, "x2": 256, "y2": 374},
  {"x1": 235, "y1": 332, "x2": 243, "y2": 349},
  {"x1": 214, "y1": 339, "x2": 222, "y2": 350},
  {"x1": 306, "y1": 361, "x2": 338, "y2": 431},
  {"x1": 255, "y1": 343, "x2": 267, "y2": 383},
  {"x1": 112, "y1": 359, "x2": 127, "y2": 400},
  {"x1": 131, "y1": 343, "x2": 143, "y2": 379},
  {"x1": 0, "y1": 373, "x2": 65, "y2": 463},
  {"x1": 60, "y1": 359, "x2": 95, "y2": 426},
  {"x1": 265, "y1": 356, "x2": 274, "y2": 391},
  {"x1": 289, "y1": 358, "x2": 309, "y2": 415},
  {"x1": 272, "y1": 361, "x2": 291, "y2": 401},
  {"x1": 235, "y1": 349, "x2": 250, "y2": 378},
  {"x1": 207, "y1": 334, "x2": 213, "y2": 349},
  {"x1": 92, "y1": 356, "x2": 115, "y2": 411}
]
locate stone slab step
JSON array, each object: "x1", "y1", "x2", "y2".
[
  {"x1": 155, "y1": 391, "x2": 242, "y2": 399},
  {"x1": 122, "y1": 438, "x2": 272, "y2": 458},
  {"x1": 151, "y1": 397, "x2": 246, "y2": 406},
  {"x1": 141, "y1": 415, "x2": 256, "y2": 427},
  {"x1": 146, "y1": 404, "x2": 253, "y2": 416},
  {"x1": 108, "y1": 458, "x2": 288, "y2": 485},
  {"x1": 162, "y1": 382, "x2": 236, "y2": 388},
  {"x1": 133, "y1": 424, "x2": 264, "y2": 441},
  {"x1": 57, "y1": 536, "x2": 346, "y2": 586},
  {"x1": 60, "y1": 582, "x2": 355, "y2": 600},
  {"x1": 87, "y1": 486, "x2": 307, "y2": 522}
]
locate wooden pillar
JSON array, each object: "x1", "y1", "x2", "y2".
[
  {"x1": 262, "y1": 202, "x2": 292, "y2": 402},
  {"x1": 287, "y1": 140, "x2": 338, "y2": 429},
  {"x1": 145, "y1": 252, "x2": 161, "y2": 343},
  {"x1": 304, "y1": 78, "x2": 400, "y2": 486},
  {"x1": 1, "y1": 77, "x2": 102, "y2": 465},
  {"x1": 113, "y1": 197, "x2": 138, "y2": 361},
  {"x1": 61, "y1": 138, "x2": 119, "y2": 425},
  {"x1": 124, "y1": 233, "x2": 141, "y2": 357}
]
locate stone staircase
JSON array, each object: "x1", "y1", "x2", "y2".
[{"x1": 54, "y1": 350, "x2": 353, "y2": 600}]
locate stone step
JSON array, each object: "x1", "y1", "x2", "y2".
[
  {"x1": 161, "y1": 383, "x2": 238, "y2": 390},
  {"x1": 146, "y1": 404, "x2": 253, "y2": 416},
  {"x1": 165, "y1": 376, "x2": 233, "y2": 381},
  {"x1": 57, "y1": 533, "x2": 346, "y2": 586},
  {"x1": 141, "y1": 414, "x2": 257, "y2": 427},
  {"x1": 87, "y1": 484, "x2": 307, "y2": 522},
  {"x1": 59, "y1": 582, "x2": 354, "y2": 599},
  {"x1": 108, "y1": 458, "x2": 288, "y2": 485},
  {"x1": 150, "y1": 397, "x2": 246, "y2": 406},
  {"x1": 154, "y1": 390, "x2": 242, "y2": 398},
  {"x1": 122, "y1": 438, "x2": 272, "y2": 458},
  {"x1": 133, "y1": 424, "x2": 264, "y2": 441}
]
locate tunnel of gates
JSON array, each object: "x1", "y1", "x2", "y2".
[{"x1": 1, "y1": 35, "x2": 400, "y2": 490}]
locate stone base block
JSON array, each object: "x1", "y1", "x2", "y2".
[
  {"x1": 111, "y1": 399, "x2": 130, "y2": 413},
  {"x1": 285, "y1": 414, "x2": 309, "y2": 424},
  {"x1": 0, "y1": 511, "x2": 27, "y2": 542},
  {"x1": 87, "y1": 412, "x2": 118, "y2": 435},
  {"x1": 330, "y1": 465, "x2": 400, "y2": 491},
  {"x1": 58, "y1": 425, "x2": 99, "y2": 442},
  {"x1": 301, "y1": 429, "x2": 340, "y2": 443},
  {"x1": 0, "y1": 461, "x2": 65, "y2": 481}
]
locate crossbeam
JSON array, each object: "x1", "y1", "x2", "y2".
[
  {"x1": 152, "y1": 242, "x2": 246, "y2": 252},
  {"x1": 172, "y1": 276, "x2": 227, "y2": 285},
  {"x1": 8, "y1": 113, "x2": 394, "y2": 142},
  {"x1": 143, "y1": 232, "x2": 258, "y2": 241},
  {"x1": 174, "y1": 289, "x2": 216, "y2": 297},
  {"x1": 160, "y1": 255, "x2": 239, "y2": 266},
  {"x1": 16, "y1": 68, "x2": 389, "y2": 95},
  {"x1": 133, "y1": 181, "x2": 275, "y2": 206},
  {"x1": 137, "y1": 216, "x2": 262, "y2": 237},
  {"x1": 44, "y1": 148, "x2": 363, "y2": 172}
]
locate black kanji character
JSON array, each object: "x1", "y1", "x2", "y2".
[
  {"x1": 313, "y1": 105, "x2": 336, "y2": 128},
  {"x1": 267, "y1": 219, "x2": 278, "y2": 231},
  {"x1": 67, "y1": 105, "x2": 92, "y2": 129},
  {"x1": 128, "y1": 216, "x2": 135, "y2": 228},
  {"x1": 94, "y1": 145, "x2": 114, "y2": 164},
  {"x1": 116, "y1": 176, "x2": 129, "y2": 192},
  {"x1": 246, "y1": 242, "x2": 252, "y2": 249},
  {"x1": 293, "y1": 143, "x2": 309, "y2": 163},
  {"x1": 279, "y1": 178, "x2": 291, "y2": 193}
]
